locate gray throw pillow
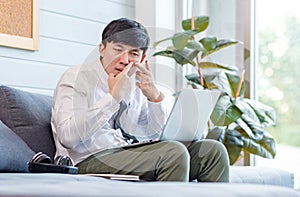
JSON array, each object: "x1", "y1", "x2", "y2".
[
  {"x1": 0, "y1": 120, "x2": 35, "y2": 172},
  {"x1": 0, "y1": 86, "x2": 55, "y2": 159}
]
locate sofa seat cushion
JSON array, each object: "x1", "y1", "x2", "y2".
[
  {"x1": 0, "y1": 86, "x2": 55, "y2": 159},
  {"x1": 0, "y1": 120, "x2": 35, "y2": 172},
  {"x1": 230, "y1": 166, "x2": 294, "y2": 188},
  {"x1": 0, "y1": 173, "x2": 299, "y2": 197}
]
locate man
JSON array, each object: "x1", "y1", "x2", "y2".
[{"x1": 51, "y1": 18, "x2": 229, "y2": 182}]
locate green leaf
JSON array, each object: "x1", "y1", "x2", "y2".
[
  {"x1": 201, "y1": 39, "x2": 240, "y2": 58},
  {"x1": 185, "y1": 73, "x2": 200, "y2": 84},
  {"x1": 258, "y1": 131, "x2": 277, "y2": 158},
  {"x1": 172, "y1": 31, "x2": 198, "y2": 50},
  {"x1": 236, "y1": 118, "x2": 276, "y2": 159},
  {"x1": 203, "y1": 81, "x2": 219, "y2": 90},
  {"x1": 152, "y1": 49, "x2": 173, "y2": 58},
  {"x1": 200, "y1": 37, "x2": 217, "y2": 51},
  {"x1": 199, "y1": 62, "x2": 238, "y2": 71},
  {"x1": 153, "y1": 47, "x2": 197, "y2": 66},
  {"x1": 186, "y1": 74, "x2": 211, "y2": 89},
  {"x1": 244, "y1": 48, "x2": 250, "y2": 61},
  {"x1": 182, "y1": 16, "x2": 209, "y2": 32},
  {"x1": 235, "y1": 116, "x2": 262, "y2": 140},
  {"x1": 234, "y1": 99, "x2": 261, "y2": 124},
  {"x1": 172, "y1": 32, "x2": 191, "y2": 50},
  {"x1": 211, "y1": 94, "x2": 243, "y2": 126},
  {"x1": 203, "y1": 72, "x2": 233, "y2": 95},
  {"x1": 216, "y1": 39, "x2": 240, "y2": 48},
  {"x1": 186, "y1": 66, "x2": 239, "y2": 91},
  {"x1": 223, "y1": 126, "x2": 276, "y2": 164},
  {"x1": 206, "y1": 127, "x2": 226, "y2": 141},
  {"x1": 172, "y1": 49, "x2": 198, "y2": 66},
  {"x1": 225, "y1": 73, "x2": 245, "y2": 98},
  {"x1": 153, "y1": 36, "x2": 173, "y2": 48},
  {"x1": 232, "y1": 98, "x2": 276, "y2": 129},
  {"x1": 187, "y1": 81, "x2": 203, "y2": 89},
  {"x1": 186, "y1": 41, "x2": 205, "y2": 52},
  {"x1": 242, "y1": 98, "x2": 276, "y2": 127},
  {"x1": 222, "y1": 129, "x2": 243, "y2": 165}
]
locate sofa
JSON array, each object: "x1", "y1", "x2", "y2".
[{"x1": 0, "y1": 85, "x2": 299, "y2": 197}]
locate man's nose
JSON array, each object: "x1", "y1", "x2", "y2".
[{"x1": 120, "y1": 52, "x2": 129, "y2": 65}]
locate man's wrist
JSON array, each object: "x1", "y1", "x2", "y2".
[
  {"x1": 148, "y1": 92, "x2": 163, "y2": 102},
  {"x1": 109, "y1": 90, "x2": 121, "y2": 103}
]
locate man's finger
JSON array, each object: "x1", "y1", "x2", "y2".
[
  {"x1": 136, "y1": 81, "x2": 142, "y2": 88},
  {"x1": 108, "y1": 73, "x2": 115, "y2": 78},
  {"x1": 135, "y1": 70, "x2": 144, "y2": 82},
  {"x1": 128, "y1": 66, "x2": 137, "y2": 77},
  {"x1": 145, "y1": 60, "x2": 151, "y2": 71},
  {"x1": 135, "y1": 64, "x2": 150, "y2": 74},
  {"x1": 122, "y1": 62, "x2": 134, "y2": 75}
]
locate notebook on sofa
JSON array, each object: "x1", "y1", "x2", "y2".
[{"x1": 122, "y1": 88, "x2": 220, "y2": 148}]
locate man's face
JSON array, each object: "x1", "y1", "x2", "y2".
[{"x1": 100, "y1": 42, "x2": 145, "y2": 76}]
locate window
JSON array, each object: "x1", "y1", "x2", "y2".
[
  {"x1": 182, "y1": 0, "x2": 244, "y2": 81},
  {"x1": 254, "y1": 0, "x2": 300, "y2": 189},
  {"x1": 184, "y1": 0, "x2": 300, "y2": 189}
]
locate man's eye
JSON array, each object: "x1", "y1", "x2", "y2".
[{"x1": 131, "y1": 52, "x2": 139, "y2": 57}]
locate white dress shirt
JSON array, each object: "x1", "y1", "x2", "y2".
[{"x1": 51, "y1": 51, "x2": 168, "y2": 164}]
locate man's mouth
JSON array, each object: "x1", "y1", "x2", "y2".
[
  {"x1": 115, "y1": 67, "x2": 123, "y2": 73},
  {"x1": 114, "y1": 67, "x2": 124, "y2": 76}
]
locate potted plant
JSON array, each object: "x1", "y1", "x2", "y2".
[{"x1": 153, "y1": 16, "x2": 277, "y2": 164}]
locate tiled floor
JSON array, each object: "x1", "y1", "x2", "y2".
[{"x1": 256, "y1": 144, "x2": 300, "y2": 190}]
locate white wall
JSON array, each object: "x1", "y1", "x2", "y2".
[
  {"x1": 135, "y1": 0, "x2": 186, "y2": 101},
  {"x1": 0, "y1": 0, "x2": 135, "y2": 95},
  {"x1": 192, "y1": 0, "x2": 244, "y2": 74}
]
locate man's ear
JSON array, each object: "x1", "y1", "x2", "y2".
[
  {"x1": 140, "y1": 54, "x2": 146, "y2": 63},
  {"x1": 99, "y1": 43, "x2": 105, "y2": 56}
]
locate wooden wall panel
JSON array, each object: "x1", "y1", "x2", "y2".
[
  {"x1": 40, "y1": 11, "x2": 105, "y2": 45},
  {"x1": 0, "y1": 37, "x2": 94, "y2": 66},
  {"x1": 40, "y1": 0, "x2": 134, "y2": 23},
  {"x1": 0, "y1": 56, "x2": 67, "y2": 90},
  {"x1": 0, "y1": 0, "x2": 135, "y2": 95}
]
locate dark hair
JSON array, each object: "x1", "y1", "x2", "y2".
[{"x1": 101, "y1": 18, "x2": 150, "y2": 54}]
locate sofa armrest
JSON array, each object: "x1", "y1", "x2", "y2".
[{"x1": 230, "y1": 166, "x2": 294, "y2": 188}]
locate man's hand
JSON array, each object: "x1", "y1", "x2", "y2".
[
  {"x1": 135, "y1": 60, "x2": 163, "y2": 102},
  {"x1": 108, "y1": 62, "x2": 136, "y2": 103}
]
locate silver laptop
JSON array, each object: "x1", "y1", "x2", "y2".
[{"x1": 122, "y1": 88, "x2": 220, "y2": 148}]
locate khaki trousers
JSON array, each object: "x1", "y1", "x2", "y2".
[{"x1": 76, "y1": 139, "x2": 229, "y2": 182}]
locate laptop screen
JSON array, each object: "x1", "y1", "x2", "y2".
[{"x1": 160, "y1": 88, "x2": 220, "y2": 142}]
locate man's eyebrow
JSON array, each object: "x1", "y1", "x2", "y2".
[
  {"x1": 114, "y1": 43, "x2": 140, "y2": 52},
  {"x1": 130, "y1": 48, "x2": 140, "y2": 52},
  {"x1": 114, "y1": 44, "x2": 124, "y2": 48}
]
